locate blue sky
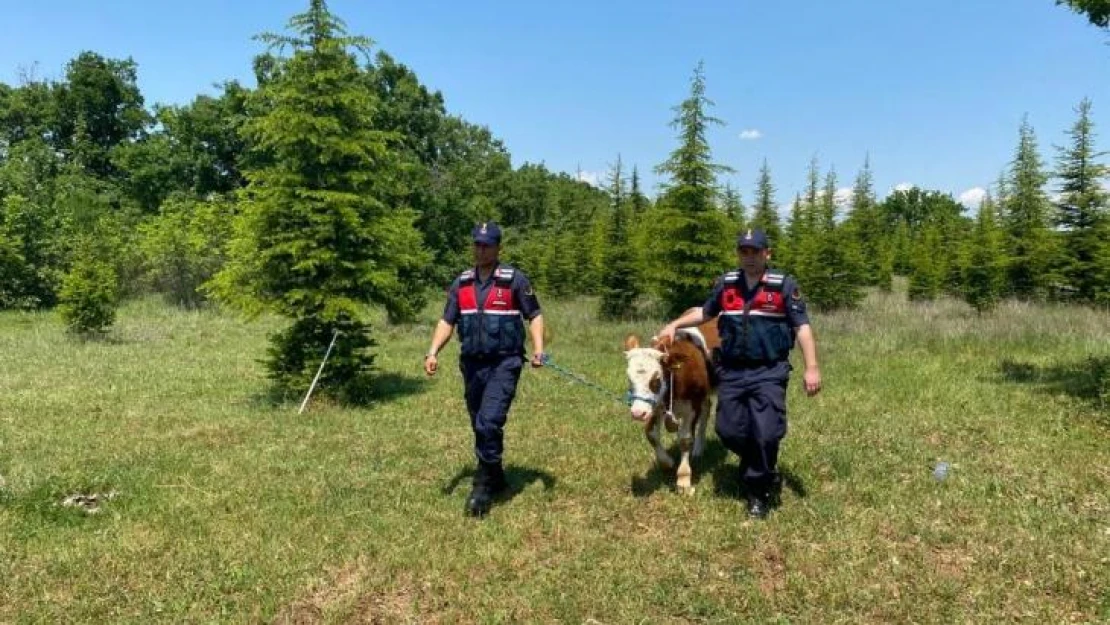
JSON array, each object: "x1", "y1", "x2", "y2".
[{"x1": 2, "y1": 0, "x2": 1107, "y2": 210}]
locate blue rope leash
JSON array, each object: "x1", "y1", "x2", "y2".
[{"x1": 540, "y1": 354, "x2": 630, "y2": 406}]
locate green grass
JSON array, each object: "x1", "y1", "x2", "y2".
[{"x1": 1, "y1": 288, "x2": 1108, "y2": 623}]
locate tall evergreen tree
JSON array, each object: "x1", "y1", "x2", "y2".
[
  {"x1": 750, "y1": 159, "x2": 781, "y2": 245},
  {"x1": 782, "y1": 159, "x2": 821, "y2": 283},
  {"x1": 803, "y1": 157, "x2": 821, "y2": 233},
  {"x1": 807, "y1": 168, "x2": 864, "y2": 310},
  {"x1": 1054, "y1": 98, "x2": 1109, "y2": 301},
  {"x1": 1094, "y1": 217, "x2": 1110, "y2": 305},
  {"x1": 779, "y1": 192, "x2": 804, "y2": 273},
  {"x1": 598, "y1": 156, "x2": 640, "y2": 319},
  {"x1": 721, "y1": 183, "x2": 745, "y2": 227},
  {"x1": 1005, "y1": 116, "x2": 1059, "y2": 299},
  {"x1": 846, "y1": 156, "x2": 892, "y2": 289},
  {"x1": 908, "y1": 222, "x2": 945, "y2": 301},
  {"x1": 629, "y1": 165, "x2": 649, "y2": 217},
  {"x1": 652, "y1": 62, "x2": 734, "y2": 317},
  {"x1": 210, "y1": 0, "x2": 428, "y2": 401},
  {"x1": 963, "y1": 193, "x2": 1007, "y2": 313},
  {"x1": 890, "y1": 218, "x2": 913, "y2": 276}
]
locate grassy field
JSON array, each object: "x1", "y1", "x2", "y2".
[{"x1": 1, "y1": 287, "x2": 1108, "y2": 623}]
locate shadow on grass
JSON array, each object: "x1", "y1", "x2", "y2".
[
  {"x1": 998, "y1": 356, "x2": 1109, "y2": 418},
  {"x1": 711, "y1": 446, "x2": 809, "y2": 513},
  {"x1": 629, "y1": 437, "x2": 731, "y2": 497},
  {"x1": 366, "y1": 372, "x2": 428, "y2": 403},
  {"x1": 441, "y1": 464, "x2": 557, "y2": 510}
]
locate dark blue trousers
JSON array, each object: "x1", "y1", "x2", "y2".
[
  {"x1": 460, "y1": 355, "x2": 523, "y2": 464},
  {"x1": 714, "y1": 361, "x2": 791, "y2": 492}
]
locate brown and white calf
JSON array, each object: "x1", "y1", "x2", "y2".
[{"x1": 623, "y1": 318, "x2": 719, "y2": 495}]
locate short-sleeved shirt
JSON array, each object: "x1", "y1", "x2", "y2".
[
  {"x1": 701, "y1": 271, "x2": 810, "y2": 328},
  {"x1": 442, "y1": 264, "x2": 542, "y2": 325}
]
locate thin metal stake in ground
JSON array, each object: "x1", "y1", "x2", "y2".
[{"x1": 298, "y1": 329, "x2": 340, "y2": 415}]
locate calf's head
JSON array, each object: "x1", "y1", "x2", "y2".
[{"x1": 623, "y1": 334, "x2": 668, "y2": 421}]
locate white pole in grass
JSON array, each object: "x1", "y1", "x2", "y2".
[{"x1": 299, "y1": 329, "x2": 340, "y2": 415}]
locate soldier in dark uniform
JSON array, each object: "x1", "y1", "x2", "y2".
[
  {"x1": 424, "y1": 221, "x2": 545, "y2": 518},
  {"x1": 657, "y1": 229, "x2": 821, "y2": 519}
]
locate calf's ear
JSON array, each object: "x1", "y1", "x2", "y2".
[
  {"x1": 623, "y1": 334, "x2": 640, "y2": 350},
  {"x1": 651, "y1": 334, "x2": 672, "y2": 350}
]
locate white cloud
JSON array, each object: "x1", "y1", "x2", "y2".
[
  {"x1": 575, "y1": 171, "x2": 602, "y2": 187},
  {"x1": 834, "y1": 187, "x2": 854, "y2": 208},
  {"x1": 739, "y1": 129, "x2": 763, "y2": 141},
  {"x1": 958, "y1": 187, "x2": 988, "y2": 208}
]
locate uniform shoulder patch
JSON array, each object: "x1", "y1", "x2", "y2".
[
  {"x1": 722, "y1": 271, "x2": 740, "y2": 283},
  {"x1": 494, "y1": 267, "x2": 515, "y2": 282},
  {"x1": 459, "y1": 269, "x2": 475, "y2": 282}
]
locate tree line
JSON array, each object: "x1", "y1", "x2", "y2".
[{"x1": 1, "y1": 0, "x2": 1106, "y2": 399}]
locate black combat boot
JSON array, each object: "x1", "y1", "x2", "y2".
[
  {"x1": 465, "y1": 461, "x2": 507, "y2": 518},
  {"x1": 745, "y1": 478, "x2": 773, "y2": 520},
  {"x1": 485, "y1": 461, "x2": 508, "y2": 496},
  {"x1": 746, "y1": 490, "x2": 770, "y2": 519},
  {"x1": 466, "y1": 463, "x2": 493, "y2": 518}
]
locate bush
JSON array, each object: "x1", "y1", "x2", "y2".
[
  {"x1": 58, "y1": 244, "x2": 119, "y2": 335},
  {"x1": 138, "y1": 196, "x2": 234, "y2": 308}
]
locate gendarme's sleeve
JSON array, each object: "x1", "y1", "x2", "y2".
[
  {"x1": 514, "y1": 272, "x2": 541, "y2": 320},
  {"x1": 442, "y1": 278, "x2": 462, "y2": 325},
  {"x1": 783, "y1": 276, "x2": 810, "y2": 328},
  {"x1": 701, "y1": 276, "x2": 726, "y2": 319}
]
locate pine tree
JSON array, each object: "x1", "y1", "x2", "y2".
[
  {"x1": 538, "y1": 184, "x2": 577, "y2": 297},
  {"x1": 56, "y1": 203, "x2": 124, "y2": 336},
  {"x1": 908, "y1": 222, "x2": 945, "y2": 301},
  {"x1": 721, "y1": 183, "x2": 745, "y2": 228},
  {"x1": 782, "y1": 159, "x2": 821, "y2": 284},
  {"x1": 652, "y1": 62, "x2": 734, "y2": 317},
  {"x1": 626, "y1": 164, "x2": 653, "y2": 289},
  {"x1": 598, "y1": 156, "x2": 641, "y2": 319},
  {"x1": 629, "y1": 165, "x2": 649, "y2": 216},
  {"x1": 779, "y1": 193, "x2": 805, "y2": 273},
  {"x1": 963, "y1": 193, "x2": 1007, "y2": 313},
  {"x1": 1054, "y1": 98, "x2": 1109, "y2": 302},
  {"x1": 209, "y1": 0, "x2": 429, "y2": 402},
  {"x1": 846, "y1": 156, "x2": 892, "y2": 289},
  {"x1": 807, "y1": 168, "x2": 864, "y2": 310},
  {"x1": 1005, "y1": 116, "x2": 1059, "y2": 299},
  {"x1": 750, "y1": 159, "x2": 781, "y2": 245},
  {"x1": 1094, "y1": 218, "x2": 1110, "y2": 305},
  {"x1": 58, "y1": 232, "x2": 119, "y2": 336},
  {"x1": 803, "y1": 157, "x2": 821, "y2": 233},
  {"x1": 890, "y1": 218, "x2": 913, "y2": 276}
]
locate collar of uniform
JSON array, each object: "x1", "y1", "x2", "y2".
[
  {"x1": 474, "y1": 262, "x2": 501, "y2": 285},
  {"x1": 738, "y1": 269, "x2": 766, "y2": 292}
]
